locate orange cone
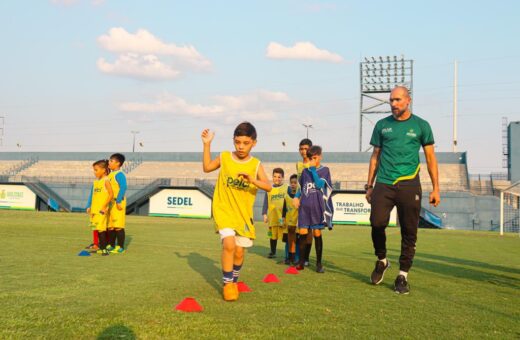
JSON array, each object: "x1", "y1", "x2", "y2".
[
  {"x1": 237, "y1": 281, "x2": 252, "y2": 292},
  {"x1": 263, "y1": 273, "x2": 280, "y2": 283},
  {"x1": 175, "y1": 298, "x2": 203, "y2": 312},
  {"x1": 285, "y1": 266, "x2": 299, "y2": 274}
]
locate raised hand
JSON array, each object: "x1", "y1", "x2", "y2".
[{"x1": 201, "y1": 129, "x2": 215, "y2": 145}]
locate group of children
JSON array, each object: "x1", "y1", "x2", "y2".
[
  {"x1": 202, "y1": 122, "x2": 333, "y2": 301},
  {"x1": 85, "y1": 153, "x2": 128, "y2": 256},
  {"x1": 262, "y1": 139, "x2": 333, "y2": 272}
]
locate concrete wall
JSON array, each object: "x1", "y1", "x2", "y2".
[
  {"x1": 424, "y1": 191, "x2": 499, "y2": 231},
  {"x1": 0, "y1": 151, "x2": 467, "y2": 164},
  {"x1": 508, "y1": 122, "x2": 520, "y2": 182}
]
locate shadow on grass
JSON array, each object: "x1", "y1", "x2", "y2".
[
  {"x1": 369, "y1": 249, "x2": 520, "y2": 288},
  {"x1": 175, "y1": 252, "x2": 221, "y2": 293},
  {"x1": 97, "y1": 324, "x2": 136, "y2": 339},
  {"x1": 125, "y1": 234, "x2": 133, "y2": 250}
]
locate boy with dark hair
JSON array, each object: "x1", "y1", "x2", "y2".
[
  {"x1": 262, "y1": 168, "x2": 287, "y2": 258},
  {"x1": 107, "y1": 153, "x2": 127, "y2": 254},
  {"x1": 293, "y1": 145, "x2": 333, "y2": 273},
  {"x1": 202, "y1": 122, "x2": 272, "y2": 301},
  {"x1": 282, "y1": 173, "x2": 300, "y2": 265},
  {"x1": 296, "y1": 138, "x2": 313, "y2": 266}
]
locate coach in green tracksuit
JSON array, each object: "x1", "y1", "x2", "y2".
[{"x1": 365, "y1": 86, "x2": 440, "y2": 295}]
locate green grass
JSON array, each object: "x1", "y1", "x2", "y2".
[{"x1": 0, "y1": 210, "x2": 519, "y2": 339}]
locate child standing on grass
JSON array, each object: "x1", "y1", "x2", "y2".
[
  {"x1": 107, "y1": 153, "x2": 127, "y2": 254},
  {"x1": 262, "y1": 168, "x2": 287, "y2": 259},
  {"x1": 282, "y1": 174, "x2": 300, "y2": 265},
  {"x1": 86, "y1": 159, "x2": 113, "y2": 256},
  {"x1": 293, "y1": 146, "x2": 333, "y2": 273},
  {"x1": 201, "y1": 122, "x2": 272, "y2": 302},
  {"x1": 296, "y1": 138, "x2": 313, "y2": 266}
]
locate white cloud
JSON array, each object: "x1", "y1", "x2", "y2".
[
  {"x1": 97, "y1": 53, "x2": 181, "y2": 80},
  {"x1": 98, "y1": 27, "x2": 211, "y2": 71},
  {"x1": 50, "y1": 0, "x2": 79, "y2": 5},
  {"x1": 266, "y1": 41, "x2": 344, "y2": 63},
  {"x1": 118, "y1": 90, "x2": 290, "y2": 123}
]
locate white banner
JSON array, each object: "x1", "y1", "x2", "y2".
[
  {"x1": 0, "y1": 184, "x2": 37, "y2": 211},
  {"x1": 149, "y1": 188, "x2": 212, "y2": 219},
  {"x1": 332, "y1": 192, "x2": 397, "y2": 226}
]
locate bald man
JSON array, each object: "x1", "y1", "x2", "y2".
[{"x1": 365, "y1": 86, "x2": 440, "y2": 294}]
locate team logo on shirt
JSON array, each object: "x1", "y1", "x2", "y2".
[
  {"x1": 406, "y1": 129, "x2": 417, "y2": 137},
  {"x1": 226, "y1": 176, "x2": 250, "y2": 190},
  {"x1": 382, "y1": 127, "x2": 393, "y2": 134},
  {"x1": 304, "y1": 182, "x2": 317, "y2": 196},
  {"x1": 270, "y1": 193, "x2": 285, "y2": 201}
]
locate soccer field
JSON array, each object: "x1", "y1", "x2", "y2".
[{"x1": 1, "y1": 211, "x2": 519, "y2": 339}]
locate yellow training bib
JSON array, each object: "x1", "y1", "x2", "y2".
[
  {"x1": 266, "y1": 184, "x2": 287, "y2": 227},
  {"x1": 212, "y1": 151, "x2": 260, "y2": 239},
  {"x1": 284, "y1": 192, "x2": 298, "y2": 227}
]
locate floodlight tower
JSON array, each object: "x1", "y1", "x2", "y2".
[{"x1": 359, "y1": 55, "x2": 413, "y2": 151}]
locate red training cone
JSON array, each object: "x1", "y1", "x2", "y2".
[
  {"x1": 237, "y1": 281, "x2": 252, "y2": 292},
  {"x1": 285, "y1": 266, "x2": 299, "y2": 275},
  {"x1": 263, "y1": 273, "x2": 280, "y2": 283},
  {"x1": 175, "y1": 298, "x2": 203, "y2": 312}
]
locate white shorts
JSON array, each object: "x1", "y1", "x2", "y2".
[{"x1": 219, "y1": 228, "x2": 254, "y2": 248}]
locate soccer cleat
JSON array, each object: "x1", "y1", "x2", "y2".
[
  {"x1": 267, "y1": 252, "x2": 276, "y2": 259},
  {"x1": 304, "y1": 261, "x2": 310, "y2": 267},
  {"x1": 371, "y1": 259, "x2": 390, "y2": 285},
  {"x1": 85, "y1": 243, "x2": 99, "y2": 250},
  {"x1": 316, "y1": 263, "x2": 325, "y2": 273},
  {"x1": 394, "y1": 275, "x2": 410, "y2": 294},
  {"x1": 106, "y1": 245, "x2": 114, "y2": 252},
  {"x1": 233, "y1": 283, "x2": 240, "y2": 298},
  {"x1": 110, "y1": 246, "x2": 125, "y2": 254},
  {"x1": 96, "y1": 249, "x2": 110, "y2": 256},
  {"x1": 223, "y1": 283, "x2": 238, "y2": 301},
  {"x1": 296, "y1": 263, "x2": 305, "y2": 271}
]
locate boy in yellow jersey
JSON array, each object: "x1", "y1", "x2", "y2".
[
  {"x1": 201, "y1": 122, "x2": 272, "y2": 302},
  {"x1": 107, "y1": 153, "x2": 127, "y2": 254},
  {"x1": 262, "y1": 168, "x2": 287, "y2": 259},
  {"x1": 296, "y1": 138, "x2": 313, "y2": 266},
  {"x1": 282, "y1": 174, "x2": 299, "y2": 265},
  {"x1": 86, "y1": 159, "x2": 113, "y2": 256}
]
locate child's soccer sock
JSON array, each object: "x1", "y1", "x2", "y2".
[
  {"x1": 108, "y1": 230, "x2": 116, "y2": 247},
  {"x1": 116, "y1": 229, "x2": 125, "y2": 248},
  {"x1": 284, "y1": 242, "x2": 289, "y2": 260},
  {"x1": 399, "y1": 270, "x2": 408, "y2": 279},
  {"x1": 93, "y1": 230, "x2": 99, "y2": 246},
  {"x1": 98, "y1": 231, "x2": 107, "y2": 250},
  {"x1": 222, "y1": 271, "x2": 234, "y2": 285},
  {"x1": 305, "y1": 243, "x2": 312, "y2": 262},
  {"x1": 295, "y1": 236, "x2": 301, "y2": 262},
  {"x1": 232, "y1": 264, "x2": 243, "y2": 283},
  {"x1": 298, "y1": 237, "x2": 307, "y2": 265},
  {"x1": 289, "y1": 252, "x2": 295, "y2": 263},
  {"x1": 314, "y1": 235, "x2": 323, "y2": 264},
  {"x1": 270, "y1": 239, "x2": 277, "y2": 254}
]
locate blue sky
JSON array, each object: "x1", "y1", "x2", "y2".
[{"x1": 0, "y1": 0, "x2": 519, "y2": 173}]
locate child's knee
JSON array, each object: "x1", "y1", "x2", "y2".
[
  {"x1": 313, "y1": 229, "x2": 322, "y2": 237},
  {"x1": 222, "y1": 237, "x2": 236, "y2": 252}
]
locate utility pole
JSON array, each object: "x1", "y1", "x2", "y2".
[
  {"x1": 131, "y1": 131, "x2": 140, "y2": 153},
  {"x1": 302, "y1": 124, "x2": 313, "y2": 139},
  {"x1": 453, "y1": 60, "x2": 458, "y2": 152}
]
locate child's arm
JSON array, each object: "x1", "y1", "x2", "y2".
[
  {"x1": 101, "y1": 180, "x2": 114, "y2": 214},
  {"x1": 201, "y1": 129, "x2": 220, "y2": 173},
  {"x1": 309, "y1": 166, "x2": 326, "y2": 189},
  {"x1": 115, "y1": 172, "x2": 127, "y2": 209},
  {"x1": 86, "y1": 185, "x2": 93, "y2": 214},
  {"x1": 238, "y1": 164, "x2": 272, "y2": 192},
  {"x1": 262, "y1": 192, "x2": 268, "y2": 223}
]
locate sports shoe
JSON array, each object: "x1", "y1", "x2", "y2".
[
  {"x1": 85, "y1": 243, "x2": 99, "y2": 250},
  {"x1": 316, "y1": 263, "x2": 325, "y2": 273},
  {"x1": 106, "y1": 245, "x2": 114, "y2": 252},
  {"x1": 296, "y1": 263, "x2": 305, "y2": 271},
  {"x1": 96, "y1": 249, "x2": 109, "y2": 256},
  {"x1": 267, "y1": 252, "x2": 276, "y2": 259},
  {"x1": 304, "y1": 261, "x2": 310, "y2": 267},
  {"x1": 223, "y1": 283, "x2": 238, "y2": 301},
  {"x1": 394, "y1": 275, "x2": 410, "y2": 294},
  {"x1": 110, "y1": 246, "x2": 125, "y2": 254},
  {"x1": 233, "y1": 283, "x2": 240, "y2": 298},
  {"x1": 371, "y1": 259, "x2": 390, "y2": 285}
]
